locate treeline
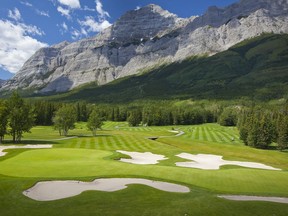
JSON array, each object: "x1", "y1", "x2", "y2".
[
  {"x1": 216, "y1": 104, "x2": 288, "y2": 150},
  {"x1": 32, "y1": 100, "x2": 221, "y2": 127},
  {"x1": 1, "y1": 93, "x2": 287, "y2": 150},
  {"x1": 32, "y1": 99, "x2": 288, "y2": 150}
]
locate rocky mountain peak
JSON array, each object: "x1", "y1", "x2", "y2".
[
  {"x1": 186, "y1": 0, "x2": 288, "y2": 31},
  {"x1": 52, "y1": 41, "x2": 70, "y2": 49},
  {"x1": 142, "y1": 4, "x2": 177, "y2": 17},
  {"x1": 110, "y1": 4, "x2": 179, "y2": 42}
]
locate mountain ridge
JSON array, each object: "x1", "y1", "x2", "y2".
[
  {"x1": 37, "y1": 34, "x2": 288, "y2": 103},
  {"x1": 1, "y1": 0, "x2": 288, "y2": 95}
]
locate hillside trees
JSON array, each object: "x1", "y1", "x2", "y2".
[
  {"x1": 142, "y1": 106, "x2": 173, "y2": 126},
  {"x1": 53, "y1": 106, "x2": 77, "y2": 136}
]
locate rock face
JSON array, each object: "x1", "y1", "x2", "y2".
[{"x1": 1, "y1": 0, "x2": 288, "y2": 93}]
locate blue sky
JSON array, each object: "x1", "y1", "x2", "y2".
[{"x1": 0, "y1": 0, "x2": 238, "y2": 78}]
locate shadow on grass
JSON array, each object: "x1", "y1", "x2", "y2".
[
  {"x1": 2, "y1": 140, "x2": 60, "y2": 145},
  {"x1": 74, "y1": 134, "x2": 114, "y2": 138}
]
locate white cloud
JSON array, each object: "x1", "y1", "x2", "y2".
[
  {"x1": 95, "y1": 0, "x2": 110, "y2": 21},
  {"x1": 78, "y1": 16, "x2": 111, "y2": 33},
  {"x1": 71, "y1": 28, "x2": 81, "y2": 40},
  {"x1": 0, "y1": 20, "x2": 48, "y2": 73},
  {"x1": 36, "y1": 9, "x2": 50, "y2": 17},
  {"x1": 81, "y1": 28, "x2": 88, "y2": 36},
  {"x1": 20, "y1": 1, "x2": 33, "y2": 7},
  {"x1": 76, "y1": 0, "x2": 111, "y2": 37},
  {"x1": 20, "y1": 1, "x2": 49, "y2": 17},
  {"x1": 83, "y1": 6, "x2": 95, "y2": 11},
  {"x1": 19, "y1": 23, "x2": 45, "y2": 36},
  {"x1": 8, "y1": 8, "x2": 22, "y2": 21},
  {"x1": 57, "y1": 6, "x2": 71, "y2": 19},
  {"x1": 70, "y1": 0, "x2": 111, "y2": 40},
  {"x1": 58, "y1": 0, "x2": 80, "y2": 9},
  {"x1": 62, "y1": 22, "x2": 68, "y2": 31},
  {"x1": 58, "y1": 22, "x2": 68, "y2": 35}
]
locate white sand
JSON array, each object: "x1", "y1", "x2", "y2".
[
  {"x1": 160, "y1": 130, "x2": 185, "y2": 138},
  {"x1": 0, "y1": 144, "x2": 53, "y2": 157},
  {"x1": 23, "y1": 178, "x2": 190, "y2": 201},
  {"x1": 117, "y1": 150, "x2": 167, "y2": 165},
  {"x1": 176, "y1": 153, "x2": 281, "y2": 170},
  {"x1": 218, "y1": 195, "x2": 288, "y2": 204},
  {"x1": 173, "y1": 130, "x2": 185, "y2": 137}
]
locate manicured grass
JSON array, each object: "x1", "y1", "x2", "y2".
[
  {"x1": 0, "y1": 148, "x2": 287, "y2": 195},
  {"x1": 0, "y1": 123, "x2": 287, "y2": 216},
  {"x1": 1, "y1": 175, "x2": 287, "y2": 216}
]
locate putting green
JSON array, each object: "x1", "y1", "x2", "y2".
[{"x1": 0, "y1": 148, "x2": 288, "y2": 196}]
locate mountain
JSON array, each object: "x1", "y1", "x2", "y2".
[
  {"x1": 48, "y1": 34, "x2": 288, "y2": 103},
  {"x1": 1, "y1": 0, "x2": 288, "y2": 94}
]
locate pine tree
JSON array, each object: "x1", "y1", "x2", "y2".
[
  {"x1": 238, "y1": 109, "x2": 252, "y2": 145},
  {"x1": 127, "y1": 110, "x2": 141, "y2": 127},
  {"x1": 0, "y1": 101, "x2": 9, "y2": 143},
  {"x1": 255, "y1": 114, "x2": 274, "y2": 149},
  {"x1": 277, "y1": 114, "x2": 288, "y2": 150}
]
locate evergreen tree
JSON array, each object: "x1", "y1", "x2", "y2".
[
  {"x1": 0, "y1": 101, "x2": 9, "y2": 143},
  {"x1": 237, "y1": 111, "x2": 251, "y2": 146},
  {"x1": 127, "y1": 110, "x2": 141, "y2": 127},
  {"x1": 114, "y1": 107, "x2": 120, "y2": 121},
  {"x1": 87, "y1": 109, "x2": 103, "y2": 136},
  {"x1": 256, "y1": 114, "x2": 274, "y2": 149},
  {"x1": 244, "y1": 111, "x2": 274, "y2": 149},
  {"x1": 247, "y1": 117, "x2": 260, "y2": 148},
  {"x1": 238, "y1": 109, "x2": 275, "y2": 149},
  {"x1": 33, "y1": 101, "x2": 58, "y2": 125},
  {"x1": 277, "y1": 114, "x2": 288, "y2": 150},
  {"x1": 53, "y1": 106, "x2": 77, "y2": 136}
]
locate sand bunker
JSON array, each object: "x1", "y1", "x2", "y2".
[
  {"x1": 117, "y1": 150, "x2": 167, "y2": 165},
  {"x1": 218, "y1": 195, "x2": 288, "y2": 204},
  {"x1": 167, "y1": 130, "x2": 185, "y2": 137},
  {"x1": 176, "y1": 153, "x2": 281, "y2": 170},
  {"x1": 0, "y1": 144, "x2": 53, "y2": 157},
  {"x1": 23, "y1": 178, "x2": 190, "y2": 201}
]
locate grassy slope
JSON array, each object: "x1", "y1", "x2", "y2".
[
  {"x1": 0, "y1": 123, "x2": 287, "y2": 216},
  {"x1": 41, "y1": 34, "x2": 288, "y2": 103}
]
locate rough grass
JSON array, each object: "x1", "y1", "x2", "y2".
[{"x1": 0, "y1": 123, "x2": 287, "y2": 216}]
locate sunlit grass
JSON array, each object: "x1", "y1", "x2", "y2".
[{"x1": 0, "y1": 122, "x2": 287, "y2": 216}]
